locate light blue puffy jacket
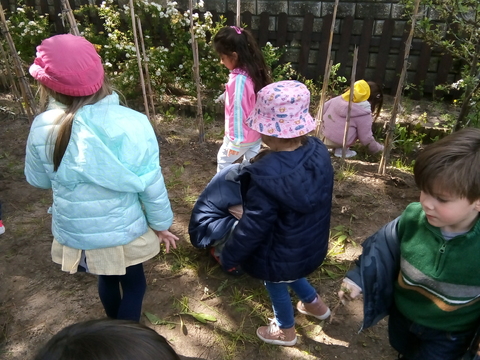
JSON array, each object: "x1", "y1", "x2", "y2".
[{"x1": 25, "y1": 92, "x2": 173, "y2": 250}]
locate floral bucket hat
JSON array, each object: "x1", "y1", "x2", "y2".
[{"x1": 246, "y1": 80, "x2": 315, "y2": 138}]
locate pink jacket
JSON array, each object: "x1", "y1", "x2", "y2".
[
  {"x1": 321, "y1": 95, "x2": 383, "y2": 153},
  {"x1": 224, "y1": 68, "x2": 261, "y2": 151}
]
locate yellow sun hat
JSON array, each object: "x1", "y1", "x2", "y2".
[{"x1": 341, "y1": 80, "x2": 371, "y2": 103}]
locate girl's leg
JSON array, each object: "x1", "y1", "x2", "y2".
[
  {"x1": 289, "y1": 278, "x2": 317, "y2": 303},
  {"x1": 264, "y1": 281, "x2": 294, "y2": 328},
  {"x1": 97, "y1": 263, "x2": 147, "y2": 321},
  {"x1": 242, "y1": 141, "x2": 261, "y2": 165},
  {"x1": 216, "y1": 137, "x2": 243, "y2": 172},
  {"x1": 292, "y1": 278, "x2": 330, "y2": 320},
  {"x1": 117, "y1": 263, "x2": 147, "y2": 321},
  {"x1": 98, "y1": 275, "x2": 121, "y2": 319},
  {"x1": 257, "y1": 281, "x2": 297, "y2": 346}
]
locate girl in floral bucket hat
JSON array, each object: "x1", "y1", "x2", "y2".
[{"x1": 220, "y1": 80, "x2": 334, "y2": 346}]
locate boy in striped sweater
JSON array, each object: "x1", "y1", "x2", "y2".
[{"x1": 339, "y1": 128, "x2": 480, "y2": 360}]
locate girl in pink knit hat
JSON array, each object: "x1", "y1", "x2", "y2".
[
  {"x1": 218, "y1": 80, "x2": 334, "y2": 346},
  {"x1": 25, "y1": 34, "x2": 178, "y2": 322},
  {"x1": 320, "y1": 80, "x2": 384, "y2": 158}
]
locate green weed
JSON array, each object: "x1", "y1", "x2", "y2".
[
  {"x1": 335, "y1": 163, "x2": 357, "y2": 182},
  {"x1": 168, "y1": 245, "x2": 198, "y2": 273}
]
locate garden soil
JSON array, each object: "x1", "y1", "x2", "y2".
[{"x1": 0, "y1": 93, "x2": 433, "y2": 360}]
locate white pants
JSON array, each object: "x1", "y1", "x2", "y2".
[{"x1": 216, "y1": 137, "x2": 261, "y2": 172}]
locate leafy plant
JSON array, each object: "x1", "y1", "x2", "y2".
[
  {"x1": 402, "y1": 0, "x2": 480, "y2": 129},
  {"x1": 3, "y1": 1, "x2": 51, "y2": 63},
  {"x1": 393, "y1": 122, "x2": 426, "y2": 155}
]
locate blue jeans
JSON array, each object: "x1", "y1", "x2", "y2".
[
  {"x1": 389, "y1": 304, "x2": 475, "y2": 360},
  {"x1": 264, "y1": 278, "x2": 317, "y2": 329}
]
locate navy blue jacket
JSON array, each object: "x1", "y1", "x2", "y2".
[
  {"x1": 188, "y1": 164, "x2": 243, "y2": 248},
  {"x1": 346, "y1": 217, "x2": 400, "y2": 330},
  {"x1": 221, "y1": 136, "x2": 334, "y2": 282},
  {"x1": 348, "y1": 218, "x2": 480, "y2": 359}
]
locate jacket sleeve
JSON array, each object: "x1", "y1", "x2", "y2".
[
  {"x1": 220, "y1": 175, "x2": 278, "y2": 270},
  {"x1": 346, "y1": 217, "x2": 401, "y2": 330},
  {"x1": 24, "y1": 130, "x2": 52, "y2": 189},
  {"x1": 354, "y1": 114, "x2": 383, "y2": 153},
  {"x1": 138, "y1": 169, "x2": 173, "y2": 231},
  {"x1": 226, "y1": 75, "x2": 256, "y2": 151}
]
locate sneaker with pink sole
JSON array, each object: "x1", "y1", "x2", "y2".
[
  {"x1": 256, "y1": 319, "x2": 297, "y2": 346},
  {"x1": 297, "y1": 293, "x2": 331, "y2": 320}
]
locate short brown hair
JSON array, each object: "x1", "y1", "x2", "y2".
[{"x1": 414, "y1": 128, "x2": 480, "y2": 202}]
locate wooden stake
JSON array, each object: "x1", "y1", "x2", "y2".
[
  {"x1": 60, "y1": 0, "x2": 80, "y2": 36},
  {"x1": 314, "y1": 0, "x2": 339, "y2": 138},
  {"x1": 189, "y1": 0, "x2": 204, "y2": 143},
  {"x1": 341, "y1": 46, "x2": 358, "y2": 161},
  {"x1": 0, "y1": 4, "x2": 37, "y2": 121},
  {"x1": 128, "y1": 0, "x2": 150, "y2": 122},
  {"x1": 236, "y1": 0, "x2": 241, "y2": 27},
  {"x1": 136, "y1": 16, "x2": 156, "y2": 124},
  {"x1": 378, "y1": 0, "x2": 421, "y2": 175}
]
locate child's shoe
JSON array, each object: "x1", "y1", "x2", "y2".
[
  {"x1": 0, "y1": 220, "x2": 4, "y2": 235},
  {"x1": 297, "y1": 294, "x2": 331, "y2": 320},
  {"x1": 334, "y1": 148, "x2": 357, "y2": 158},
  {"x1": 256, "y1": 319, "x2": 297, "y2": 346}
]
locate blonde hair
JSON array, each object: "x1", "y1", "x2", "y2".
[{"x1": 41, "y1": 79, "x2": 113, "y2": 171}]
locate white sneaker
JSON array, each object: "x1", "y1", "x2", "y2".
[
  {"x1": 334, "y1": 148, "x2": 357, "y2": 158},
  {"x1": 0, "y1": 220, "x2": 5, "y2": 235}
]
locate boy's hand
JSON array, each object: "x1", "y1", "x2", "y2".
[
  {"x1": 154, "y1": 230, "x2": 179, "y2": 253},
  {"x1": 338, "y1": 278, "x2": 362, "y2": 304}
]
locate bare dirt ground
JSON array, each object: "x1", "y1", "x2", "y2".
[{"x1": 0, "y1": 93, "x2": 434, "y2": 359}]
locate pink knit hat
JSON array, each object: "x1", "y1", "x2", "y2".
[
  {"x1": 247, "y1": 80, "x2": 315, "y2": 138},
  {"x1": 29, "y1": 34, "x2": 104, "y2": 97}
]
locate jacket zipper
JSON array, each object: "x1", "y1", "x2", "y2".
[{"x1": 434, "y1": 242, "x2": 446, "y2": 274}]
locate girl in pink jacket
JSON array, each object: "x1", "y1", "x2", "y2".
[
  {"x1": 321, "y1": 80, "x2": 384, "y2": 158},
  {"x1": 213, "y1": 26, "x2": 272, "y2": 172}
]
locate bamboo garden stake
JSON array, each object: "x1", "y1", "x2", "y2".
[
  {"x1": 128, "y1": 0, "x2": 150, "y2": 122},
  {"x1": 0, "y1": 4, "x2": 37, "y2": 122},
  {"x1": 236, "y1": 0, "x2": 241, "y2": 27},
  {"x1": 378, "y1": 0, "x2": 421, "y2": 175},
  {"x1": 341, "y1": 46, "x2": 358, "y2": 160},
  {"x1": 189, "y1": 0, "x2": 205, "y2": 143},
  {"x1": 137, "y1": 16, "x2": 156, "y2": 124},
  {"x1": 314, "y1": 0, "x2": 339, "y2": 138},
  {"x1": 60, "y1": 0, "x2": 80, "y2": 36}
]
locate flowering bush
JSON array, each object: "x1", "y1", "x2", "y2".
[
  {"x1": 2, "y1": 0, "x2": 308, "y2": 109},
  {"x1": 75, "y1": 0, "x2": 226, "y2": 101},
  {"x1": 3, "y1": 1, "x2": 51, "y2": 64}
]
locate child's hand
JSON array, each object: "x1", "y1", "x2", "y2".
[
  {"x1": 338, "y1": 278, "x2": 362, "y2": 304},
  {"x1": 214, "y1": 92, "x2": 225, "y2": 104},
  {"x1": 154, "y1": 230, "x2": 179, "y2": 253}
]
